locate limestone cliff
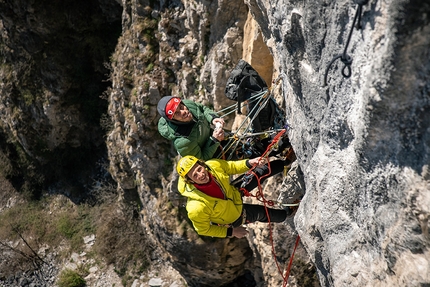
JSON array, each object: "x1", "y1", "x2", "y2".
[
  {"x1": 0, "y1": 0, "x2": 429, "y2": 286},
  {"x1": 250, "y1": 0, "x2": 430, "y2": 285},
  {"x1": 250, "y1": 1, "x2": 430, "y2": 286},
  {"x1": 107, "y1": 0, "x2": 430, "y2": 285}
]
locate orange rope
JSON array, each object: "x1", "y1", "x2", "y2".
[{"x1": 218, "y1": 142, "x2": 226, "y2": 160}]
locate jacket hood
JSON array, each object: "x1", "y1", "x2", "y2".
[
  {"x1": 157, "y1": 96, "x2": 194, "y2": 125},
  {"x1": 157, "y1": 96, "x2": 175, "y2": 120}
]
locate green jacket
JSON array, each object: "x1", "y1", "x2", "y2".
[
  {"x1": 158, "y1": 100, "x2": 220, "y2": 160},
  {"x1": 177, "y1": 158, "x2": 250, "y2": 238}
]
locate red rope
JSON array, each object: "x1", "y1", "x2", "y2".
[
  {"x1": 241, "y1": 128, "x2": 286, "y2": 205},
  {"x1": 240, "y1": 129, "x2": 301, "y2": 285},
  {"x1": 283, "y1": 235, "x2": 301, "y2": 287}
]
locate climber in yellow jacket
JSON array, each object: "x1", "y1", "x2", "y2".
[{"x1": 176, "y1": 155, "x2": 295, "y2": 238}]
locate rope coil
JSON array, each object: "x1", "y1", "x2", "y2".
[{"x1": 238, "y1": 129, "x2": 301, "y2": 285}]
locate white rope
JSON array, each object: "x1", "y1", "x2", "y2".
[
  {"x1": 216, "y1": 78, "x2": 287, "y2": 160},
  {"x1": 217, "y1": 91, "x2": 267, "y2": 117},
  {"x1": 278, "y1": 202, "x2": 300, "y2": 207}
]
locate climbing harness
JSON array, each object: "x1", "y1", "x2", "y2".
[{"x1": 324, "y1": 0, "x2": 369, "y2": 86}]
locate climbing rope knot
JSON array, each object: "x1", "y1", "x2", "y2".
[{"x1": 240, "y1": 187, "x2": 251, "y2": 197}]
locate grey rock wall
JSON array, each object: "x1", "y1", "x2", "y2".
[
  {"x1": 106, "y1": 0, "x2": 263, "y2": 286},
  {"x1": 108, "y1": 0, "x2": 430, "y2": 285},
  {"x1": 1, "y1": 0, "x2": 428, "y2": 286},
  {"x1": 249, "y1": 0, "x2": 430, "y2": 285}
]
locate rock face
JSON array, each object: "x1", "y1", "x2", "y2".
[
  {"x1": 0, "y1": 0, "x2": 122, "y2": 197},
  {"x1": 248, "y1": 0, "x2": 430, "y2": 286},
  {"x1": 105, "y1": 1, "x2": 430, "y2": 286},
  {"x1": 0, "y1": 0, "x2": 429, "y2": 286},
  {"x1": 104, "y1": 0, "x2": 315, "y2": 285}
]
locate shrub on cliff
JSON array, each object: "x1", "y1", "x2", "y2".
[{"x1": 57, "y1": 269, "x2": 86, "y2": 287}]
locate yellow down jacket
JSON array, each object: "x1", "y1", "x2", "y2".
[{"x1": 177, "y1": 158, "x2": 250, "y2": 237}]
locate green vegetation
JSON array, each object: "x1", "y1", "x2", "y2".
[
  {"x1": 0, "y1": 190, "x2": 151, "y2": 284},
  {"x1": 0, "y1": 134, "x2": 45, "y2": 200},
  {"x1": 21, "y1": 89, "x2": 35, "y2": 106},
  {"x1": 0, "y1": 150, "x2": 14, "y2": 178},
  {"x1": 145, "y1": 63, "x2": 154, "y2": 73},
  {"x1": 57, "y1": 269, "x2": 86, "y2": 287},
  {"x1": 0, "y1": 199, "x2": 93, "y2": 253},
  {"x1": 0, "y1": 62, "x2": 14, "y2": 82},
  {"x1": 93, "y1": 201, "x2": 150, "y2": 286}
]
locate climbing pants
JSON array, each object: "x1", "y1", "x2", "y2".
[
  {"x1": 231, "y1": 204, "x2": 287, "y2": 227},
  {"x1": 231, "y1": 159, "x2": 286, "y2": 190}
]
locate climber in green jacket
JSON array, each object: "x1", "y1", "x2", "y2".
[
  {"x1": 176, "y1": 155, "x2": 295, "y2": 238},
  {"x1": 157, "y1": 96, "x2": 225, "y2": 160}
]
